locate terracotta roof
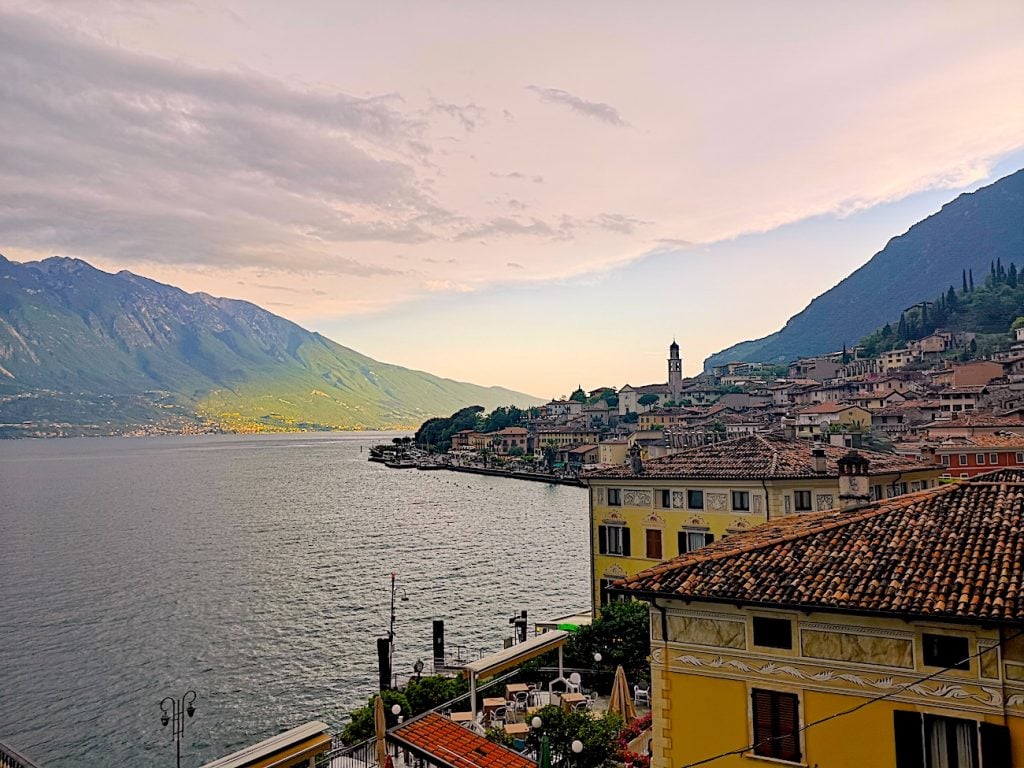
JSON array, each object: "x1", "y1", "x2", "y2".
[
  {"x1": 391, "y1": 713, "x2": 535, "y2": 768},
  {"x1": 586, "y1": 434, "x2": 934, "y2": 480},
  {"x1": 618, "y1": 471, "x2": 1024, "y2": 624},
  {"x1": 798, "y1": 403, "x2": 861, "y2": 414},
  {"x1": 933, "y1": 433, "x2": 1024, "y2": 450},
  {"x1": 927, "y1": 413, "x2": 1024, "y2": 428}
]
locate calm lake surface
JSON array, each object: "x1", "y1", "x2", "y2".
[{"x1": 0, "y1": 433, "x2": 589, "y2": 766}]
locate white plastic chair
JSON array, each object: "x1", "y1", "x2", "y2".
[
  {"x1": 634, "y1": 685, "x2": 651, "y2": 706},
  {"x1": 567, "y1": 672, "x2": 582, "y2": 694}
]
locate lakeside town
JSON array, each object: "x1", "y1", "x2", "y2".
[{"x1": 173, "y1": 311, "x2": 1024, "y2": 768}]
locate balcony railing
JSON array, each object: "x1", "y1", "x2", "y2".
[{"x1": 0, "y1": 741, "x2": 44, "y2": 768}]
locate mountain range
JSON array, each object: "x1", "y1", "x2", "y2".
[
  {"x1": 0, "y1": 256, "x2": 540, "y2": 437},
  {"x1": 704, "y1": 168, "x2": 1024, "y2": 369}
]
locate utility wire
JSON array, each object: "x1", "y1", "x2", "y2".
[{"x1": 681, "y1": 627, "x2": 1024, "y2": 768}]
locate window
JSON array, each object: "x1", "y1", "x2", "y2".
[
  {"x1": 599, "y1": 578, "x2": 622, "y2": 605},
  {"x1": 941, "y1": 454, "x2": 950, "y2": 466},
  {"x1": 976, "y1": 454, "x2": 986, "y2": 465},
  {"x1": 732, "y1": 490, "x2": 750, "y2": 511},
  {"x1": 753, "y1": 617, "x2": 793, "y2": 650},
  {"x1": 607, "y1": 488, "x2": 621, "y2": 506},
  {"x1": 645, "y1": 529, "x2": 663, "y2": 560},
  {"x1": 687, "y1": 489, "x2": 704, "y2": 509},
  {"x1": 922, "y1": 633, "x2": 970, "y2": 670},
  {"x1": 793, "y1": 490, "x2": 812, "y2": 512},
  {"x1": 989, "y1": 453, "x2": 998, "y2": 464},
  {"x1": 597, "y1": 525, "x2": 630, "y2": 557},
  {"x1": 1017, "y1": 452, "x2": 1024, "y2": 464},
  {"x1": 679, "y1": 530, "x2": 714, "y2": 554},
  {"x1": 750, "y1": 689, "x2": 801, "y2": 762},
  {"x1": 658, "y1": 489, "x2": 671, "y2": 509},
  {"x1": 892, "y1": 711, "x2": 1006, "y2": 768},
  {"x1": 959, "y1": 454, "x2": 968, "y2": 466}
]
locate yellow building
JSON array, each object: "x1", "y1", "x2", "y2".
[
  {"x1": 617, "y1": 467, "x2": 1024, "y2": 768},
  {"x1": 598, "y1": 438, "x2": 629, "y2": 466},
  {"x1": 584, "y1": 434, "x2": 941, "y2": 608}
]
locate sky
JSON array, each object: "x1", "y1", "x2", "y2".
[{"x1": 2, "y1": 1, "x2": 1022, "y2": 398}]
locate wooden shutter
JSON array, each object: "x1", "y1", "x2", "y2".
[
  {"x1": 752, "y1": 690, "x2": 800, "y2": 762},
  {"x1": 598, "y1": 525, "x2": 607, "y2": 555},
  {"x1": 646, "y1": 529, "x2": 662, "y2": 559},
  {"x1": 706, "y1": 533, "x2": 715, "y2": 544},
  {"x1": 678, "y1": 531, "x2": 687, "y2": 555},
  {"x1": 775, "y1": 692, "x2": 800, "y2": 762},
  {"x1": 980, "y1": 722, "x2": 1011, "y2": 768},
  {"x1": 893, "y1": 711, "x2": 924, "y2": 768},
  {"x1": 622, "y1": 527, "x2": 631, "y2": 556},
  {"x1": 751, "y1": 690, "x2": 775, "y2": 757}
]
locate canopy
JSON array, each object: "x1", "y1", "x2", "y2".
[
  {"x1": 463, "y1": 630, "x2": 569, "y2": 719},
  {"x1": 462, "y1": 630, "x2": 569, "y2": 681}
]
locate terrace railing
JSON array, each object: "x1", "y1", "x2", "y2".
[{"x1": 0, "y1": 741, "x2": 44, "y2": 768}]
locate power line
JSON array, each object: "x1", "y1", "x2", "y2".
[{"x1": 680, "y1": 627, "x2": 1024, "y2": 768}]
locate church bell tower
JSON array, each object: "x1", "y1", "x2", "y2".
[{"x1": 668, "y1": 340, "x2": 683, "y2": 401}]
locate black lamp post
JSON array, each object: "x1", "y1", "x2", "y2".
[
  {"x1": 159, "y1": 690, "x2": 197, "y2": 768},
  {"x1": 387, "y1": 573, "x2": 409, "y2": 679}
]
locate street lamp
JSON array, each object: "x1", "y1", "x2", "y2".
[
  {"x1": 571, "y1": 739, "x2": 584, "y2": 767},
  {"x1": 387, "y1": 573, "x2": 409, "y2": 678},
  {"x1": 159, "y1": 690, "x2": 197, "y2": 768}
]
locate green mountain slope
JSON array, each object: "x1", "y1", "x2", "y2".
[
  {"x1": 704, "y1": 168, "x2": 1024, "y2": 369},
  {"x1": 0, "y1": 256, "x2": 541, "y2": 436}
]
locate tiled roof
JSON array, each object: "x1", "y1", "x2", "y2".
[
  {"x1": 798, "y1": 403, "x2": 856, "y2": 414},
  {"x1": 926, "y1": 413, "x2": 1024, "y2": 428},
  {"x1": 585, "y1": 434, "x2": 934, "y2": 480},
  {"x1": 618, "y1": 471, "x2": 1024, "y2": 624},
  {"x1": 391, "y1": 713, "x2": 535, "y2": 768}
]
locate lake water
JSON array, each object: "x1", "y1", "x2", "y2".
[{"x1": 0, "y1": 433, "x2": 589, "y2": 766}]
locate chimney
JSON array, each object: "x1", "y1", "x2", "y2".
[
  {"x1": 782, "y1": 418, "x2": 796, "y2": 440},
  {"x1": 811, "y1": 447, "x2": 827, "y2": 474},
  {"x1": 920, "y1": 445, "x2": 937, "y2": 465},
  {"x1": 837, "y1": 450, "x2": 871, "y2": 510},
  {"x1": 629, "y1": 443, "x2": 644, "y2": 476}
]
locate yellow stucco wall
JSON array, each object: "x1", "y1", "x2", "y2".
[{"x1": 647, "y1": 602, "x2": 1022, "y2": 768}]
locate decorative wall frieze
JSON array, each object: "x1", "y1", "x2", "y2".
[
  {"x1": 706, "y1": 492, "x2": 728, "y2": 511},
  {"x1": 666, "y1": 651, "x2": 1021, "y2": 715},
  {"x1": 624, "y1": 489, "x2": 652, "y2": 507},
  {"x1": 671, "y1": 491, "x2": 687, "y2": 509},
  {"x1": 815, "y1": 494, "x2": 834, "y2": 511}
]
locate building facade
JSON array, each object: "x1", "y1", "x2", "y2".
[
  {"x1": 584, "y1": 435, "x2": 941, "y2": 609},
  {"x1": 617, "y1": 470, "x2": 1024, "y2": 768}
]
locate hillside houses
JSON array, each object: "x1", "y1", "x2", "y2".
[{"x1": 436, "y1": 334, "x2": 1024, "y2": 478}]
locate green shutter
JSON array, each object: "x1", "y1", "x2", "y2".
[
  {"x1": 622, "y1": 526, "x2": 631, "y2": 557},
  {"x1": 598, "y1": 525, "x2": 607, "y2": 555}
]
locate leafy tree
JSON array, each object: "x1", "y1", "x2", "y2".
[
  {"x1": 637, "y1": 393, "x2": 660, "y2": 407},
  {"x1": 403, "y1": 674, "x2": 468, "y2": 715},
  {"x1": 569, "y1": 386, "x2": 587, "y2": 403},
  {"x1": 341, "y1": 688, "x2": 410, "y2": 744},
  {"x1": 525, "y1": 705, "x2": 624, "y2": 767}
]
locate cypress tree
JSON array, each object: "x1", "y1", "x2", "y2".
[
  {"x1": 969, "y1": 269, "x2": 975, "y2": 292},
  {"x1": 962, "y1": 269, "x2": 968, "y2": 293},
  {"x1": 1010, "y1": 262, "x2": 1019, "y2": 288},
  {"x1": 947, "y1": 285, "x2": 958, "y2": 308},
  {"x1": 998, "y1": 257, "x2": 1005, "y2": 281},
  {"x1": 897, "y1": 313, "x2": 908, "y2": 341}
]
